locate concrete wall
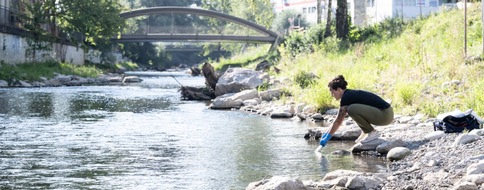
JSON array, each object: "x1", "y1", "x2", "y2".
[{"x1": 0, "y1": 32, "x2": 85, "y2": 64}]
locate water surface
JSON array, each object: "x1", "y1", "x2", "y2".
[{"x1": 0, "y1": 71, "x2": 386, "y2": 189}]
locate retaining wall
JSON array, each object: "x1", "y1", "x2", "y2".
[{"x1": 0, "y1": 32, "x2": 85, "y2": 65}]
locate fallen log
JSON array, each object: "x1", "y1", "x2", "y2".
[
  {"x1": 179, "y1": 86, "x2": 214, "y2": 100},
  {"x1": 179, "y1": 62, "x2": 219, "y2": 100}
]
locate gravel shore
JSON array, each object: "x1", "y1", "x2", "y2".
[
  {"x1": 247, "y1": 112, "x2": 484, "y2": 190},
  {"x1": 380, "y1": 120, "x2": 484, "y2": 190}
]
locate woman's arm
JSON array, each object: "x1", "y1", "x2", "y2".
[{"x1": 327, "y1": 106, "x2": 348, "y2": 135}]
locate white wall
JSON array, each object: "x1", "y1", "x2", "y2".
[
  {"x1": 366, "y1": 0, "x2": 441, "y2": 24},
  {"x1": 0, "y1": 33, "x2": 28, "y2": 63},
  {"x1": 0, "y1": 32, "x2": 85, "y2": 64}
]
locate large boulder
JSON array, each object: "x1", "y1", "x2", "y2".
[
  {"x1": 386, "y1": 147, "x2": 411, "y2": 161},
  {"x1": 0, "y1": 80, "x2": 8, "y2": 87},
  {"x1": 246, "y1": 176, "x2": 306, "y2": 190},
  {"x1": 214, "y1": 68, "x2": 269, "y2": 96},
  {"x1": 209, "y1": 89, "x2": 259, "y2": 109}
]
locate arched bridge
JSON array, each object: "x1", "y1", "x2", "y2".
[{"x1": 113, "y1": 7, "x2": 279, "y2": 45}]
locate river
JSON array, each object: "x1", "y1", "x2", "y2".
[{"x1": 0, "y1": 71, "x2": 386, "y2": 190}]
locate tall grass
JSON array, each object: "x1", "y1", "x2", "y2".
[
  {"x1": 273, "y1": 4, "x2": 484, "y2": 117},
  {"x1": 212, "y1": 45, "x2": 272, "y2": 72}
]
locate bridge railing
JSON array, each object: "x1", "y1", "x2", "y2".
[{"x1": 0, "y1": 5, "x2": 31, "y2": 35}]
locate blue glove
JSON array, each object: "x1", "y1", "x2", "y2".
[{"x1": 319, "y1": 133, "x2": 332, "y2": 147}]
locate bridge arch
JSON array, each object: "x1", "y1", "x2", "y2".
[{"x1": 115, "y1": 7, "x2": 279, "y2": 44}]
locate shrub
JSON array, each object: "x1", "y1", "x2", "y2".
[
  {"x1": 294, "y1": 70, "x2": 316, "y2": 89},
  {"x1": 282, "y1": 32, "x2": 313, "y2": 57}
]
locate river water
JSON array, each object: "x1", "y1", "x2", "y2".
[{"x1": 0, "y1": 71, "x2": 387, "y2": 190}]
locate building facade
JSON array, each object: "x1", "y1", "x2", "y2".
[
  {"x1": 366, "y1": 0, "x2": 458, "y2": 24},
  {"x1": 271, "y1": 0, "x2": 459, "y2": 27}
]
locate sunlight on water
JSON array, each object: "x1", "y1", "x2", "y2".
[{"x1": 0, "y1": 71, "x2": 386, "y2": 190}]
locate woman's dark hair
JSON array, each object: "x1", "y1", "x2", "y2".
[{"x1": 328, "y1": 75, "x2": 348, "y2": 90}]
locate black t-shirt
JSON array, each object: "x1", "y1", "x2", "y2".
[{"x1": 340, "y1": 89, "x2": 390, "y2": 109}]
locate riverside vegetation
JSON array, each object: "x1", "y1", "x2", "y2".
[
  {"x1": 1, "y1": 3, "x2": 484, "y2": 190},
  {"x1": 0, "y1": 61, "x2": 139, "y2": 84},
  {"x1": 1, "y1": 4, "x2": 483, "y2": 119},
  {"x1": 215, "y1": 4, "x2": 484, "y2": 120}
]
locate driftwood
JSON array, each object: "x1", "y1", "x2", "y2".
[
  {"x1": 179, "y1": 86, "x2": 214, "y2": 100},
  {"x1": 179, "y1": 62, "x2": 219, "y2": 100},
  {"x1": 202, "y1": 62, "x2": 219, "y2": 92}
]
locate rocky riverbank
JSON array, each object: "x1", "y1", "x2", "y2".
[
  {"x1": 0, "y1": 73, "x2": 142, "y2": 88},
  {"x1": 245, "y1": 111, "x2": 484, "y2": 190},
  {"x1": 198, "y1": 66, "x2": 483, "y2": 189}
]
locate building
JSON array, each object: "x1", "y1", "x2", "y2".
[
  {"x1": 271, "y1": 0, "x2": 459, "y2": 27},
  {"x1": 365, "y1": 0, "x2": 458, "y2": 25}
]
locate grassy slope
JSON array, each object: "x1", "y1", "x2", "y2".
[{"x1": 273, "y1": 4, "x2": 484, "y2": 118}]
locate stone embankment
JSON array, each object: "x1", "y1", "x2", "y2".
[{"x1": 0, "y1": 73, "x2": 142, "y2": 88}]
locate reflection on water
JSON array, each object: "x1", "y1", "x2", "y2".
[{"x1": 0, "y1": 71, "x2": 386, "y2": 190}]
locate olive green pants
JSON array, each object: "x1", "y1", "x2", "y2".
[{"x1": 347, "y1": 104, "x2": 394, "y2": 133}]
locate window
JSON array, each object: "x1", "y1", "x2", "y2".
[
  {"x1": 303, "y1": 7, "x2": 307, "y2": 14},
  {"x1": 311, "y1": 6, "x2": 316, "y2": 13},
  {"x1": 367, "y1": 0, "x2": 374, "y2": 7},
  {"x1": 394, "y1": 0, "x2": 416, "y2": 6}
]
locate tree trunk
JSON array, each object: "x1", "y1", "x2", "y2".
[
  {"x1": 336, "y1": 0, "x2": 349, "y2": 40},
  {"x1": 324, "y1": 0, "x2": 332, "y2": 38},
  {"x1": 317, "y1": 0, "x2": 322, "y2": 24}
]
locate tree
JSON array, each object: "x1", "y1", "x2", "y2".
[
  {"x1": 35, "y1": 0, "x2": 126, "y2": 48},
  {"x1": 139, "y1": 0, "x2": 200, "y2": 7},
  {"x1": 335, "y1": 0, "x2": 349, "y2": 39},
  {"x1": 317, "y1": 0, "x2": 322, "y2": 24},
  {"x1": 244, "y1": 0, "x2": 275, "y2": 29},
  {"x1": 121, "y1": 42, "x2": 168, "y2": 69},
  {"x1": 324, "y1": 0, "x2": 332, "y2": 38},
  {"x1": 22, "y1": 2, "x2": 52, "y2": 60}
]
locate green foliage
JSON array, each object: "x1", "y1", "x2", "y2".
[
  {"x1": 305, "y1": 23, "x2": 326, "y2": 46},
  {"x1": 59, "y1": 0, "x2": 126, "y2": 47},
  {"x1": 273, "y1": 3, "x2": 484, "y2": 117},
  {"x1": 22, "y1": 0, "x2": 126, "y2": 50},
  {"x1": 116, "y1": 61, "x2": 139, "y2": 71},
  {"x1": 281, "y1": 32, "x2": 313, "y2": 57},
  {"x1": 213, "y1": 45, "x2": 270, "y2": 71},
  {"x1": 0, "y1": 61, "x2": 102, "y2": 82},
  {"x1": 419, "y1": 101, "x2": 447, "y2": 118},
  {"x1": 318, "y1": 36, "x2": 345, "y2": 54},
  {"x1": 463, "y1": 79, "x2": 484, "y2": 118},
  {"x1": 395, "y1": 82, "x2": 420, "y2": 106},
  {"x1": 121, "y1": 42, "x2": 169, "y2": 69},
  {"x1": 235, "y1": 0, "x2": 275, "y2": 29},
  {"x1": 303, "y1": 81, "x2": 334, "y2": 110},
  {"x1": 257, "y1": 82, "x2": 270, "y2": 91},
  {"x1": 349, "y1": 17, "x2": 405, "y2": 43},
  {"x1": 293, "y1": 70, "x2": 316, "y2": 89},
  {"x1": 22, "y1": 2, "x2": 54, "y2": 59}
]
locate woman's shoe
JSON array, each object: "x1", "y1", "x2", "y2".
[
  {"x1": 360, "y1": 130, "x2": 380, "y2": 143},
  {"x1": 355, "y1": 132, "x2": 367, "y2": 143}
]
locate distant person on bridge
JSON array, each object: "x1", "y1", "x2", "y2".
[{"x1": 319, "y1": 75, "x2": 394, "y2": 147}]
